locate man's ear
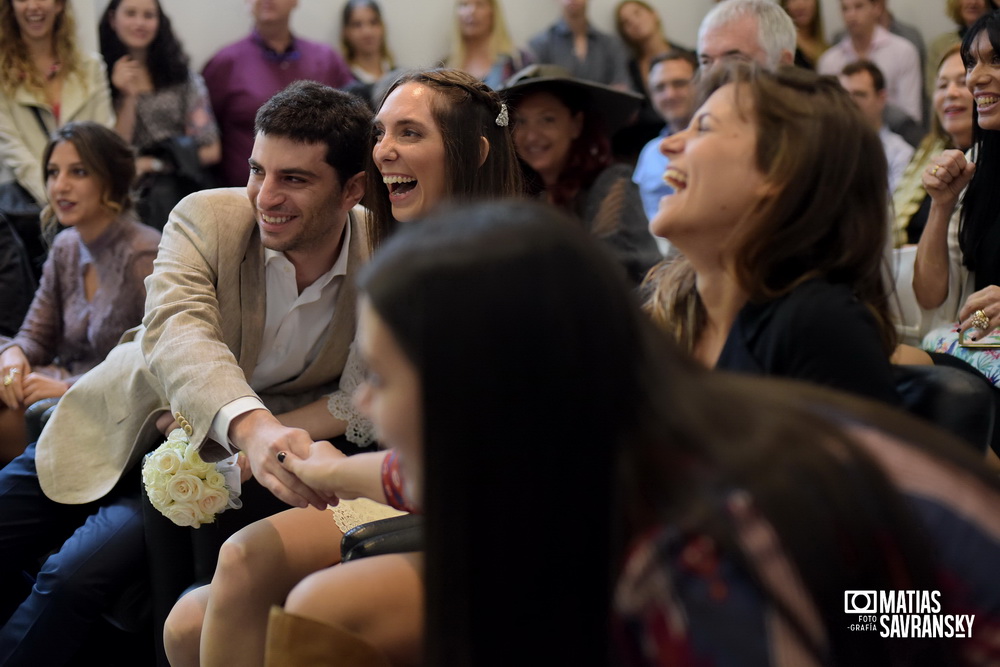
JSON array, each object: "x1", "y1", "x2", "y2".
[
  {"x1": 479, "y1": 136, "x2": 490, "y2": 167},
  {"x1": 342, "y1": 171, "x2": 366, "y2": 208}
]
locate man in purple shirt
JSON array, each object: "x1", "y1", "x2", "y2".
[{"x1": 202, "y1": 0, "x2": 352, "y2": 186}]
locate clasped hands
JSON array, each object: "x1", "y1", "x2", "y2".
[
  {"x1": 0, "y1": 346, "x2": 69, "y2": 411},
  {"x1": 228, "y1": 409, "x2": 352, "y2": 510}
]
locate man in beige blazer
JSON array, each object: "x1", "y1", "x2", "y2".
[{"x1": 0, "y1": 81, "x2": 378, "y2": 665}]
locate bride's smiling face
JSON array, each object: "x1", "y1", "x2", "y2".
[
  {"x1": 372, "y1": 82, "x2": 449, "y2": 222},
  {"x1": 650, "y1": 83, "x2": 771, "y2": 257}
]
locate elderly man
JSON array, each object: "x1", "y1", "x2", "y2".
[
  {"x1": 633, "y1": 49, "x2": 698, "y2": 255},
  {"x1": 697, "y1": 0, "x2": 796, "y2": 72},
  {"x1": 0, "y1": 81, "x2": 375, "y2": 665}
]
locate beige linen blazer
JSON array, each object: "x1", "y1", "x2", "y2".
[{"x1": 36, "y1": 188, "x2": 366, "y2": 504}]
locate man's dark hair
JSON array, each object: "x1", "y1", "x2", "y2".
[
  {"x1": 649, "y1": 48, "x2": 698, "y2": 74},
  {"x1": 255, "y1": 80, "x2": 373, "y2": 185},
  {"x1": 841, "y1": 59, "x2": 886, "y2": 93}
]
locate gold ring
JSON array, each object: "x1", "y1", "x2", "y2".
[
  {"x1": 971, "y1": 309, "x2": 990, "y2": 330},
  {"x1": 2, "y1": 376, "x2": 11, "y2": 387},
  {"x1": 931, "y1": 165, "x2": 940, "y2": 176}
]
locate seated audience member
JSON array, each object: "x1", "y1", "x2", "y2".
[
  {"x1": 444, "y1": 0, "x2": 531, "y2": 91},
  {"x1": 0, "y1": 122, "x2": 159, "y2": 464},
  {"x1": 340, "y1": 0, "x2": 400, "y2": 110},
  {"x1": 341, "y1": 0, "x2": 394, "y2": 87},
  {"x1": 644, "y1": 63, "x2": 900, "y2": 405},
  {"x1": 0, "y1": 81, "x2": 375, "y2": 665},
  {"x1": 697, "y1": 0, "x2": 796, "y2": 73},
  {"x1": 894, "y1": 45, "x2": 973, "y2": 246},
  {"x1": 100, "y1": 0, "x2": 221, "y2": 230},
  {"x1": 614, "y1": 1, "x2": 693, "y2": 154},
  {"x1": 274, "y1": 200, "x2": 1000, "y2": 666},
  {"x1": 527, "y1": 0, "x2": 630, "y2": 88},
  {"x1": 779, "y1": 0, "x2": 828, "y2": 69},
  {"x1": 817, "y1": 0, "x2": 922, "y2": 125},
  {"x1": 914, "y1": 11, "x2": 1000, "y2": 383},
  {"x1": 928, "y1": 0, "x2": 995, "y2": 95},
  {"x1": 162, "y1": 68, "x2": 522, "y2": 667},
  {"x1": 632, "y1": 50, "x2": 698, "y2": 250},
  {"x1": 202, "y1": 0, "x2": 352, "y2": 186},
  {"x1": 0, "y1": 0, "x2": 114, "y2": 208},
  {"x1": 839, "y1": 60, "x2": 913, "y2": 191},
  {"x1": 502, "y1": 65, "x2": 661, "y2": 283}
]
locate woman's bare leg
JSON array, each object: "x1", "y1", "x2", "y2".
[
  {"x1": 282, "y1": 552, "x2": 425, "y2": 667},
  {"x1": 187, "y1": 506, "x2": 344, "y2": 667},
  {"x1": 163, "y1": 585, "x2": 210, "y2": 667}
]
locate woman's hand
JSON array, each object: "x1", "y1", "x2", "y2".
[
  {"x1": 959, "y1": 285, "x2": 1000, "y2": 339},
  {"x1": 280, "y1": 441, "x2": 351, "y2": 505},
  {"x1": 111, "y1": 55, "x2": 145, "y2": 97},
  {"x1": 21, "y1": 373, "x2": 69, "y2": 406},
  {"x1": 0, "y1": 346, "x2": 31, "y2": 410},
  {"x1": 923, "y1": 149, "x2": 976, "y2": 210}
]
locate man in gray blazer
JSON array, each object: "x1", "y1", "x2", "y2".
[{"x1": 0, "y1": 81, "x2": 377, "y2": 665}]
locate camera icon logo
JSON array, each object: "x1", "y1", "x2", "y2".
[{"x1": 844, "y1": 591, "x2": 877, "y2": 614}]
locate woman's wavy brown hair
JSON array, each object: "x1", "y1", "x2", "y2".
[
  {"x1": 643, "y1": 63, "x2": 896, "y2": 357},
  {"x1": 0, "y1": 0, "x2": 82, "y2": 96}
]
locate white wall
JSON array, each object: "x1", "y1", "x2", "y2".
[{"x1": 80, "y1": 0, "x2": 950, "y2": 73}]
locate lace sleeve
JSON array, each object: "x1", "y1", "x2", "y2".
[{"x1": 327, "y1": 342, "x2": 375, "y2": 446}]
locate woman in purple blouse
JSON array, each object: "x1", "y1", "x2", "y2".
[{"x1": 0, "y1": 122, "x2": 160, "y2": 462}]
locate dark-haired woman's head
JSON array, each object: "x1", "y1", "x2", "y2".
[
  {"x1": 41, "y1": 121, "x2": 136, "y2": 236},
  {"x1": 366, "y1": 68, "x2": 522, "y2": 237},
  {"x1": 963, "y1": 10, "x2": 1000, "y2": 133},
  {"x1": 646, "y1": 62, "x2": 895, "y2": 355},
  {"x1": 356, "y1": 198, "x2": 662, "y2": 663},
  {"x1": 508, "y1": 84, "x2": 613, "y2": 207},
  {"x1": 99, "y1": 0, "x2": 190, "y2": 94},
  {"x1": 340, "y1": 0, "x2": 393, "y2": 67}
]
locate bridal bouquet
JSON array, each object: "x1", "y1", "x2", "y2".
[{"x1": 142, "y1": 428, "x2": 243, "y2": 528}]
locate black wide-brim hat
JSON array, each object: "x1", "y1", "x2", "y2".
[{"x1": 499, "y1": 64, "x2": 644, "y2": 135}]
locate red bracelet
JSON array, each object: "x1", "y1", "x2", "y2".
[{"x1": 380, "y1": 450, "x2": 409, "y2": 511}]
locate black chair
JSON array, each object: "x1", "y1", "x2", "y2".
[
  {"x1": 894, "y1": 364, "x2": 996, "y2": 454},
  {"x1": 341, "y1": 514, "x2": 423, "y2": 562}
]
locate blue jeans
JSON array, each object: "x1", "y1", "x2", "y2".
[{"x1": 0, "y1": 442, "x2": 146, "y2": 666}]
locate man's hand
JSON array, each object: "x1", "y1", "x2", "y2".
[{"x1": 229, "y1": 409, "x2": 326, "y2": 509}]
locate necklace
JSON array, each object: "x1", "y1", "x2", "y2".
[{"x1": 45, "y1": 61, "x2": 61, "y2": 80}]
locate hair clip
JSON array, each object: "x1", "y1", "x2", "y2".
[{"x1": 495, "y1": 103, "x2": 509, "y2": 127}]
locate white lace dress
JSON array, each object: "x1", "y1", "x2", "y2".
[{"x1": 325, "y1": 342, "x2": 406, "y2": 532}]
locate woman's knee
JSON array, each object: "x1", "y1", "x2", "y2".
[{"x1": 163, "y1": 586, "x2": 208, "y2": 667}]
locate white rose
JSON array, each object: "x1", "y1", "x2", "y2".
[
  {"x1": 146, "y1": 486, "x2": 171, "y2": 510},
  {"x1": 163, "y1": 503, "x2": 200, "y2": 528},
  {"x1": 167, "y1": 473, "x2": 203, "y2": 503},
  {"x1": 205, "y1": 470, "x2": 226, "y2": 490},
  {"x1": 151, "y1": 448, "x2": 183, "y2": 476},
  {"x1": 198, "y1": 488, "x2": 229, "y2": 517}
]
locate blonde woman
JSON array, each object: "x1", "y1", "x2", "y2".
[
  {"x1": 444, "y1": 0, "x2": 529, "y2": 90},
  {"x1": 0, "y1": 0, "x2": 114, "y2": 207}
]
